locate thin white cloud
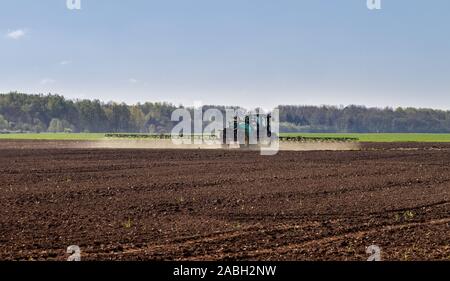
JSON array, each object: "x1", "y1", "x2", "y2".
[
  {"x1": 40, "y1": 78, "x2": 56, "y2": 85},
  {"x1": 6, "y1": 29, "x2": 27, "y2": 40},
  {"x1": 128, "y1": 78, "x2": 138, "y2": 84},
  {"x1": 60, "y1": 60, "x2": 72, "y2": 65}
]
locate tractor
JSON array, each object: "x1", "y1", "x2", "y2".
[{"x1": 219, "y1": 112, "x2": 274, "y2": 149}]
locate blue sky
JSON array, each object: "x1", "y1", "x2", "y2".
[{"x1": 1, "y1": 0, "x2": 450, "y2": 109}]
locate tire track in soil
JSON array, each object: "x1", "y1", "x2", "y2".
[
  {"x1": 79, "y1": 221, "x2": 321, "y2": 258},
  {"x1": 82, "y1": 217, "x2": 450, "y2": 260},
  {"x1": 182, "y1": 218, "x2": 450, "y2": 260}
]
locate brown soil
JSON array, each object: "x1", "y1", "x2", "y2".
[{"x1": 0, "y1": 141, "x2": 448, "y2": 261}]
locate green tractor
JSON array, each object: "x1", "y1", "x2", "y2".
[{"x1": 220, "y1": 113, "x2": 274, "y2": 149}]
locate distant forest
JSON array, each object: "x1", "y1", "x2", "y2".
[{"x1": 2, "y1": 92, "x2": 450, "y2": 134}]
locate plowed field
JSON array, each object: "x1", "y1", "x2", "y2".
[{"x1": 0, "y1": 141, "x2": 448, "y2": 261}]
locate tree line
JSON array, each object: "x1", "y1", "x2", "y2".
[
  {"x1": 278, "y1": 105, "x2": 450, "y2": 133},
  {"x1": 1, "y1": 92, "x2": 450, "y2": 133},
  {"x1": 0, "y1": 92, "x2": 177, "y2": 133}
]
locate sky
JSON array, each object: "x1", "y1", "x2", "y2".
[{"x1": 1, "y1": 0, "x2": 450, "y2": 110}]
